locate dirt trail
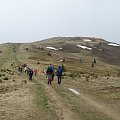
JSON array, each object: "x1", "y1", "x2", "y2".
[
  {"x1": 75, "y1": 90, "x2": 120, "y2": 120},
  {"x1": 37, "y1": 78, "x2": 76, "y2": 120}
]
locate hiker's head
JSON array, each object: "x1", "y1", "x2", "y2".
[
  {"x1": 49, "y1": 64, "x2": 52, "y2": 66},
  {"x1": 59, "y1": 65, "x2": 61, "y2": 68}
]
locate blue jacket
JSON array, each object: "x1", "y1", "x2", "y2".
[{"x1": 56, "y1": 66, "x2": 62, "y2": 76}]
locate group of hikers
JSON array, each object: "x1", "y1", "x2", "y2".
[
  {"x1": 46, "y1": 64, "x2": 63, "y2": 85},
  {"x1": 23, "y1": 64, "x2": 63, "y2": 85}
]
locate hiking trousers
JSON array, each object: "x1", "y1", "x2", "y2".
[
  {"x1": 58, "y1": 75, "x2": 62, "y2": 84},
  {"x1": 48, "y1": 78, "x2": 51, "y2": 84},
  {"x1": 47, "y1": 74, "x2": 52, "y2": 84},
  {"x1": 29, "y1": 74, "x2": 33, "y2": 81}
]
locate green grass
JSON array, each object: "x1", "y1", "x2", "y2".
[
  {"x1": 34, "y1": 80, "x2": 49, "y2": 107},
  {"x1": 33, "y1": 80, "x2": 58, "y2": 120},
  {"x1": 102, "y1": 93, "x2": 120, "y2": 100}
]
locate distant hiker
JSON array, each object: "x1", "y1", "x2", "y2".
[
  {"x1": 24, "y1": 67, "x2": 27, "y2": 73},
  {"x1": 18, "y1": 66, "x2": 21, "y2": 72},
  {"x1": 46, "y1": 64, "x2": 54, "y2": 84},
  {"x1": 56, "y1": 65, "x2": 63, "y2": 84},
  {"x1": 34, "y1": 69, "x2": 38, "y2": 76},
  {"x1": 24, "y1": 67, "x2": 33, "y2": 80},
  {"x1": 28, "y1": 68, "x2": 33, "y2": 81},
  {"x1": 91, "y1": 62, "x2": 94, "y2": 67}
]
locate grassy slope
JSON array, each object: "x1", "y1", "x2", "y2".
[
  {"x1": 1, "y1": 38, "x2": 120, "y2": 120},
  {"x1": 17, "y1": 40, "x2": 120, "y2": 120},
  {"x1": 0, "y1": 43, "x2": 58, "y2": 120}
]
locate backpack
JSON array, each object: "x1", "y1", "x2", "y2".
[
  {"x1": 29, "y1": 69, "x2": 33, "y2": 75},
  {"x1": 46, "y1": 67, "x2": 53, "y2": 74},
  {"x1": 56, "y1": 67, "x2": 62, "y2": 76}
]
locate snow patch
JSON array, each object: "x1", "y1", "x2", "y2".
[
  {"x1": 60, "y1": 59, "x2": 63, "y2": 62},
  {"x1": 46, "y1": 47, "x2": 58, "y2": 50},
  {"x1": 77, "y1": 45, "x2": 92, "y2": 50},
  {"x1": 59, "y1": 48, "x2": 62, "y2": 50},
  {"x1": 83, "y1": 39, "x2": 91, "y2": 42},
  {"x1": 68, "y1": 88, "x2": 80, "y2": 95},
  {"x1": 108, "y1": 43, "x2": 119, "y2": 47}
]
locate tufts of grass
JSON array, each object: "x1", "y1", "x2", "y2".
[
  {"x1": 102, "y1": 93, "x2": 120, "y2": 100},
  {"x1": 34, "y1": 80, "x2": 49, "y2": 108}
]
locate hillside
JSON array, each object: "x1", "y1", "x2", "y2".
[
  {"x1": 0, "y1": 37, "x2": 120, "y2": 120},
  {"x1": 32, "y1": 37, "x2": 120, "y2": 66}
]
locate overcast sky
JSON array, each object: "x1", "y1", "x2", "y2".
[{"x1": 0, "y1": 0, "x2": 120, "y2": 44}]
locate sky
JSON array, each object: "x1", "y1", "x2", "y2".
[{"x1": 0, "y1": 0, "x2": 120, "y2": 44}]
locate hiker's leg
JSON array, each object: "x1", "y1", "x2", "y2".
[
  {"x1": 48, "y1": 78, "x2": 49, "y2": 84},
  {"x1": 31, "y1": 75, "x2": 32, "y2": 80},
  {"x1": 50, "y1": 79, "x2": 51, "y2": 84},
  {"x1": 59, "y1": 76, "x2": 61, "y2": 84},
  {"x1": 29, "y1": 75, "x2": 31, "y2": 80},
  {"x1": 52, "y1": 75, "x2": 54, "y2": 80},
  {"x1": 58, "y1": 76, "x2": 60, "y2": 84},
  {"x1": 31, "y1": 75, "x2": 33, "y2": 80}
]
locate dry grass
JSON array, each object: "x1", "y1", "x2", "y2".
[{"x1": 0, "y1": 37, "x2": 120, "y2": 120}]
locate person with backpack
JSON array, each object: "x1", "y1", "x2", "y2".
[
  {"x1": 46, "y1": 64, "x2": 54, "y2": 84},
  {"x1": 56, "y1": 65, "x2": 62, "y2": 84},
  {"x1": 33, "y1": 69, "x2": 38, "y2": 76},
  {"x1": 28, "y1": 68, "x2": 33, "y2": 81}
]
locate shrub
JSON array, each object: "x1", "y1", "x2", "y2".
[
  {"x1": 47, "y1": 52, "x2": 51, "y2": 56},
  {"x1": 4, "y1": 77, "x2": 9, "y2": 80},
  {"x1": 37, "y1": 61, "x2": 40, "y2": 64},
  {"x1": 26, "y1": 48, "x2": 28, "y2": 51},
  {"x1": 94, "y1": 58, "x2": 96, "y2": 63}
]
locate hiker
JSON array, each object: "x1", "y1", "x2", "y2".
[
  {"x1": 20, "y1": 67, "x2": 23, "y2": 73},
  {"x1": 24, "y1": 67, "x2": 28, "y2": 74},
  {"x1": 18, "y1": 66, "x2": 21, "y2": 72},
  {"x1": 34, "y1": 69, "x2": 38, "y2": 76},
  {"x1": 28, "y1": 68, "x2": 33, "y2": 81},
  {"x1": 24, "y1": 67, "x2": 33, "y2": 81},
  {"x1": 46, "y1": 64, "x2": 54, "y2": 84},
  {"x1": 56, "y1": 65, "x2": 63, "y2": 84}
]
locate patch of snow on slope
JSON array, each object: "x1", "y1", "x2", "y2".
[
  {"x1": 68, "y1": 88, "x2": 80, "y2": 95},
  {"x1": 46, "y1": 47, "x2": 58, "y2": 50},
  {"x1": 59, "y1": 48, "x2": 62, "y2": 50},
  {"x1": 60, "y1": 59, "x2": 63, "y2": 62},
  {"x1": 108, "y1": 43, "x2": 119, "y2": 47},
  {"x1": 77, "y1": 45, "x2": 92, "y2": 50},
  {"x1": 83, "y1": 39, "x2": 91, "y2": 42}
]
